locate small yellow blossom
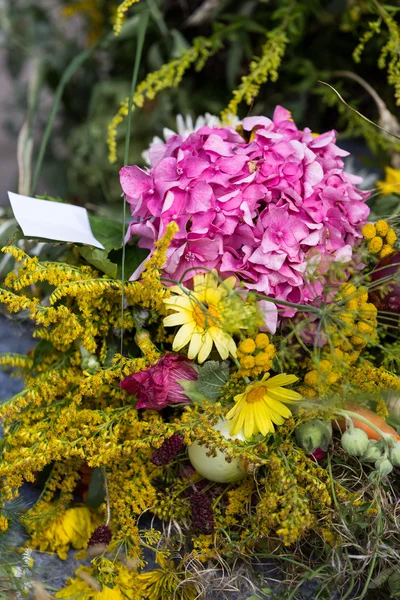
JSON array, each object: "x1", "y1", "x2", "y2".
[
  {"x1": 239, "y1": 338, "x2": 256, "y2": 354},
  {"x1": 377, "y1": 166, "x2": 400, "y2": 196},
  {"x1": 361, "y1": 223, "x2": 376, "y2": 240},
  {"x1": 255, "y1": 333, "x2": 269, "y2": 348},
  {"x1": 375, "y1": 220, "x2": 389, "y2": 236},
  {"x1": 368, "y1": 236, "x2": 383, "y2": 254},
  {"x1": 226, "y1": 373, "x2": 301, "y2": 439},
  {"x1": 380, "y1": 244, "x2": 395, "y2": 259},
  {"x1": 386, "y1": 227, "x2": 397, "y2": 246},
  {"x1": 240, "y1": 355, "x2": 255, "y2": 369}
]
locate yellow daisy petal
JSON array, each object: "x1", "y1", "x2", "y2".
[
  {"x1": 254, "y1": 402, "x2": 274, "y2": 436},
  {"x1": 266, "y1": 374, "x2": 298, "y2": 387},
  {"x1": 197, "y1": 332, "x2": 213, "y2": 364},
  {"x1": 188, "y1": 331, "x2": 203, "y2": 360},
  {"x1": 244, "y1": 404, "x2": 256, "y2": 439},
  {"x1": 266, "y1": 387, "x2": 302, "y2": 403},
  {"x1": 172, "y1": 323, "x2": 196, "y2": 351},
  {"x1": 163, "y1": 312, "x2": 192, "y2": 327},
  {"x1": 264, "y1": 395, "x2": 292, "y2": 419},
  {"x1": 209, "y1": 328, "x2": 230, "y2": 360}
]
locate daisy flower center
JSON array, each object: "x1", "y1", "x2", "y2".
[
  {"x1": 192, "y1": 302, "x2": 220, "y2": 329},
  {"x1": 246, "y1": 386, "x2": 265, "y2": 403}
]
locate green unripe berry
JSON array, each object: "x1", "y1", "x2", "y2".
[
  {"x1": 375, "y1": 456, "x2": 393, "y2": 477},
  {"x1": 341, "y1": 428, "x2": 369, "y2": 457},
  {"x1": 389, "y1": 441, "x2": 400, "y2": 467},
  {"x1": 360, "y1": 440, "x2": 383, "y2": 463},
  {"x1": 295, "y1": 419, "x2": 332, "y2": 453}
]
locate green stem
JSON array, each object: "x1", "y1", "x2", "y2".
[{"x1": 120, "y1": 8, "x2": 150, "y2": 354}]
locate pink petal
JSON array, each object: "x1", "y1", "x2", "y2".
[{"x1": 120, "y1": 166, "x2": 153, "y2": 197}]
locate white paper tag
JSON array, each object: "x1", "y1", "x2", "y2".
[{"x1": 8, "y1": 192, "x2": 105, "y2": 250}]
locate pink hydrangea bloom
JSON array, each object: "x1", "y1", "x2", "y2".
[
  {"x1": 121, "y1": 353, "x2": 197, "y2": 410},
  {"x1": 120, "y1": 107, "x2": 370, "y2": 314}
]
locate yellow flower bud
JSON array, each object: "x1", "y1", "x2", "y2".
[
  {"x1": 375, "y1": 220, "x2": 389, "y2": 237},
  {"x1": 361, "y1": 223, "x2": 376, "y2": 240},
  {"x1": 339, "y1": 283, "x2": 357, "y2": 298},
  {"x1": 386, "y1": 227, "x2": 397, "y2": 246},
  {"x1": 240, "y1": 355, "x2": 255, "y2": 369},
  {"x1": 318, "y1": 359, "x2": 332, "y2": 374},
  {"x1": 368, "y1": 236, "x2": 383, "y2": 254},
  {"x1": 304, "y1": 370, "x2": 318, "y2": 387},
  {"x1": 255, "y1": 333, "x2": 269, "y2": 349},
  {"x1": 254, "y1": 352, "x2": 270, "y2": 367},
  {"x1": 238, "y1": 339, "x2": 256, "y2": 354},
  {"x1": 346, "y1": 298, "x2": 359, "y2": 311},
  {"x1": 379, "y1": 244, "x2": 394, "y2": 259}
]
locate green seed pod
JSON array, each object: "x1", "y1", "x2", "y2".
[
  {"x1": 341, "y1": 428, "x2": 369, "y2": 457},
  {"x1": 360, "y1": 440, "x2": 383, "y2": 463},
  {"x1": 295, "y1": 419, "x2": 332, "y2": 453},
  {"x1": 389, "y1": 441, "x2": 400, "y2": 467},
  {"x1": 375, "y1": 456, "x2": 393, "y2": 477}
]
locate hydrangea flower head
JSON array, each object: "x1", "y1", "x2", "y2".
[{"x1": 121, "y1": 107, "x2": 370, "y2": 312}]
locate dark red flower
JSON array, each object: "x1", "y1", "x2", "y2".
[{"x1": 121, "y1": 353, "x2": 197, "y2": 410}]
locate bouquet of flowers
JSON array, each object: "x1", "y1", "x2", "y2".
[{"x1": 0, "y1": 107, "x2": 400, "y2": 599}]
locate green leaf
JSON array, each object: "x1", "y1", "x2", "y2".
[
  {"x1": 110, "y1": 245, "x2": 149, "y2": 281},
  {"x1": 196, "y1": 361, "x2": 229, "y2": 398},
  {"x1": 88, "y1": 216, "x2": 123, "y2": 252},
  {"x1": 178, "y1": 379, "x2": 211, "y2": 404},
  {"x1": 32, "y1": 340, "x2": 54, "y2": 369},
  {"x1": 85, "y1": 467, "x2": 105, "y2": 509},
  {"x1": 79, "y1": 246, "x2": 118, "y2": 278}
]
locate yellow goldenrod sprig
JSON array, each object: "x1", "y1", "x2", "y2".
[
  {"x1": 107, "y1": 34, "x2": 224, "y2": 162},
  {"x1": 114, "y1": 0, "x2": 141, "y2": 36},
  {"x1": 221, "y1": 30, "x2": 287, "y2": 122}
]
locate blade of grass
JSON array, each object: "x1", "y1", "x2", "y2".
[{"x1": 120, "y1": 8, "x2": 150, "y2": 354}]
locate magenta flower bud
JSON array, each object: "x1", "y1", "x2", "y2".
[
  {"x1": 311, "y1": 448, "x2": 326, "y2": 462},
  {"x1": 121, "y1": 353, "x2": 197, "y2": 410}
]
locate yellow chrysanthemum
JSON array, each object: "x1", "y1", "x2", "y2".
[
  {"x1": 163, "y1": 271, "x2": 239, "y2": 363},
  {"x1": 377, "y1": 166, "x2": 400, "y2": 196},
  {"x1": 226, "y1": 373, "x2": 302, "y2": 439}
]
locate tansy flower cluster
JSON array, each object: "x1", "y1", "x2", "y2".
[
  {"x1": 362, "y1": 219, "x2": 397, "y2": 259},
  {"x1": 121, "y1": 106, "x2": 370, "y2": 312}
]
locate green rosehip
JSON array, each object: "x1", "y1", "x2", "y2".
[
  {"x1": 375, "y1": 456, "x2": 393, "y2": 477},
  {"x1": 389, "y1": 441, "x2": 400, "y2": 467},
  {"x1": 341, "y1": 428, "x2": 369, "y2": 457},
  {"x1": 360, "y1": 440, "x2": 383, "y2": 463},
  {"x1": 295, "y1": 419, "x2": 332, "y2": 453}
]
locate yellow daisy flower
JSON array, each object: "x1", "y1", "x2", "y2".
[
  {"x1": 377, "y1": 166, "x2": 400, "y2": 196},
  {"x1": 163, "y1": 271, "x2": 239, "y2": 363},
  {"x1": 226, "y1": 373, "x2": 302, "y2": 439}
]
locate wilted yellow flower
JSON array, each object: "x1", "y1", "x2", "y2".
[
  {"x1": 0, "y1": 515, "x2": 9, "y2": 532},
  {"x1": 31, "y1": 505, "x2": 102, "y2": 560}
]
